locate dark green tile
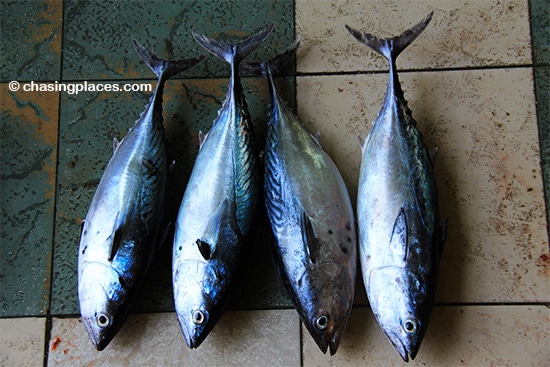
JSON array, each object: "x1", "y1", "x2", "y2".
[
  {"x1": 0, "y1": 84, "x2": 59, "y2": 317},
  {"x1": 534, "y1": 66, "x2": 549, "y2": 229},
  {"x1": 62, "y1": 0, "x2": 295, "y2": 80},
  {"x1": 0, "y1": 0, "x2": 63, "y2": 82},
  {"x1": 529, "y1": 0, "x2": 550, "y2": 64},
  {"x1": 51, "y1": 76, "x2": 295, "y2": 315}
]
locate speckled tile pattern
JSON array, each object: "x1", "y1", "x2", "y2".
[
  {"x1": 62, "y1": 0, "x2": 294, "y2": 80},
  {"x1": 295, "y1": 0, "x2": 532, "y2": 73},
  {"x1": 48, "y1": 310, "x2": 300, "y2": 366},
  {"x1": 1, "y1": 0, "x2": 549, "y2": 365},
  {"x1": 0, "y1": 0, "x2": 63, "y2": 82},
  {"x1": 302, "y1": 306, "x2": 550, "y2": 366},
  {"x1": 1, "y1": 85, "x2": 59, "y2": 317},
  {"x1": 0, "y1": 317, "x2": 46, "y2": 367}
]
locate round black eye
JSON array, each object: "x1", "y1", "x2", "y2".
[
  {"x1": 97, "y1": 313, "x2": 110, "y2": 328},
  {"x1": 403, "y1": 319, "x2": 417, "y2": 333},
  {"x1": 314, "y1": 315, "x2": 329, "y2": 330},
  {"x1": 193, "y1": 310, "x2": 206, "y2": 325}
]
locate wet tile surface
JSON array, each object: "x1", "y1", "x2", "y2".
[
  {"x1": 0, "y1": 317, "x2": 46, "y2": 367},
  {"x1": 0, "y1": 0, "x2": 63, "y2": 82},
  {"x1": 303, "y1": 305, "x2": 550, "y2": 366},
  {"x1": 48, "y1": 310, "x2": 300, "y2": 366},
  {"x1": 1, "y1": 85, "x2": 59, "y2": 317}
]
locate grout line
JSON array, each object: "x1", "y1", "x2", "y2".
[{"x1": 43, "y1": 0, "x2": 67, "y2": 366}]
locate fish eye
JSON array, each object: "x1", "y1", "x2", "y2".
[
  {"x1": 192, "y1": 310, "x2": 206, "y2": 325},
  {"x1": 97, "y1": 313, "x2": 110, "y2": 328},
  {"x1": 402, "y1": 319, "x2": 417, "y2": 333},
  {"x1": 314, "y1": 315, "x2": 329, "y2": 330}
]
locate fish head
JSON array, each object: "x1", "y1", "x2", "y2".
[
  {"x1": 78, "y1": 262, "x2": 129, "y2": 351},
  {"x1": 367, "y1": 266, "x2": 432, "y2": 362},
  {"x1": 173, "y1": 259, "x2": 227, "y2": 348},
  {"x1": 298, "y1": 263, "x2": 355, "y2": 355}
]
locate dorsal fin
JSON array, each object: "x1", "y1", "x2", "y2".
[
  {"x1": 113, "y1": 137, "x2": 121, "y2": 152},
  {"x1": 429, "y1": 146, "x2": 438, "y2": 166},
  {"x1": 198, "y1": 130, "x2": 208, "y2": 151},
  {"x1": 389, "y1": 208, "x2": 408, "y2": 261},
  {"x1": 439, "y1": 218, "x2": 449, "y2": 258}
]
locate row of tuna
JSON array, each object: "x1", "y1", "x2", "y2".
[{"x1": 77, "y1": 12, "x2": 447, "y2": 362}]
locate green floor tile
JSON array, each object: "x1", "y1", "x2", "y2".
[
  {"x1": 529, "y1": 0, "x2": 550, "y2": 65},
  {"x1": 0, "y1": 0, "x2": 63, "y2": 82},
  {"x1": 0, "y1": 85, "x2": 59, "y2": 317},
  {"x1": 62, "y1": 0, "x2": 295, "y2": 80},
  {"x1": 52, "y1": 76, "x2": 295, "y2": 315}
]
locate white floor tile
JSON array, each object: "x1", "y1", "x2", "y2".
[
  {"x1": 303, "y1": 305, "x2": 550, "y2": 366},
  {"x1": 0, "y1": 317, "x2": 46, "y2": 367},
  {"x1": 296, "y1": 0, "x2": 532, "y2": 73},
  {"x1": 48, "y1": 310, "x2": 300, "y2": 367}
]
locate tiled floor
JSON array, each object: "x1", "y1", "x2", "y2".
[{"x1": 0, "y1": 0, "x2": 548, "y2": 366}]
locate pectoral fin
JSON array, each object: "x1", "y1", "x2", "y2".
[
  {"x1": 108, "y1": 211, "x2": 123, "y2": 261},
  {"x1": 300, "y1": 211, "x2": 319, "y2": 264},
  {"x1": 196, "y1": 239, "x2": 212, "y2": 261},
  {"x1": 389, "y1": 208, "x2": 408, "y2": 261}
]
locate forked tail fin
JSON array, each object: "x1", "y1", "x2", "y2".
[
  {"x1": 132, "y1": 39, "x2": 205, "y2": 81},
  {"x1": 192, "y1": 23, "x2": 275, "y2": 66},
  {"x1": 345, "y1": 11, "x2": 433, "y2": 62},
  {"x1": 241, "y1": 37, "x2": 301, "y2": 78}
]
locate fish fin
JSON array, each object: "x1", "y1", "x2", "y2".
[
  {"x1": 300, "y1": 211, "x2": 319, "y2": 264},
  {"x1": 389, "y1": 208, "x2": 408, "y2": 261},
  {"x1": 196, "y1": 239, "x2": 212, "y2": 261},
  {"x1": 241, "y1": 37, "x2": 301, "y2": 77},
  {"x1": 132, "y1": 39, "x2": 206, "y2": 81},
  {"x1": 198, "y1": 130, "x2": 208, "y2": 150},
  {"x1": 345, "y1": 11, "x2": 433, "y2": 61},
  {"x1": 142, "y1": 158, "x2": 157, "y2": 174},
  {"x1": 192, "y1": 23, "x2": 274, "y2": 65},
  {"x1": 169, "y1": 160, "x2": 176, "y2": 173},
  {"x1": 429, "y1": 146, "x2": 438, "y2": 166},
  {"x1": 113, "y1": 137, "x2": 121, "y2": 152},
  {"x1": 108, "y1": 212, "x2": 123, "y2": 261},
  {"x1": 358, "y1": 135, "x2": 366, "y2": 152},
  {"x1": 439, "y1": 218, "x2": 449, "y2": 258}
]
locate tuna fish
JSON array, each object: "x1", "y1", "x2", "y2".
[
  {"x1": 78, "y1": 40, "x2": 204, "y2": 351},
  {"x1": 246, "y1": 40, "x2": 357, "y2": 355},
  {"x1": 172, "y1": 25, "x2": 273, "y2": 349},
  {"x1": 346, "y1": 12, "x2": 447, "y2": 361}
]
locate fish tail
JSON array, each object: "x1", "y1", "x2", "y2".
[
  {"x1": 132, "y1": 39, "x2": 205, "y2": 81},
  {"x1": 241, "y1": 38, "x2": 301, "y2": 78},
  {"x1": 192, "y1": 23, "x2": 275, "y2": 66},
  {"x1": 345, "y1": 11, "x2": 433, "y2": 61}
]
